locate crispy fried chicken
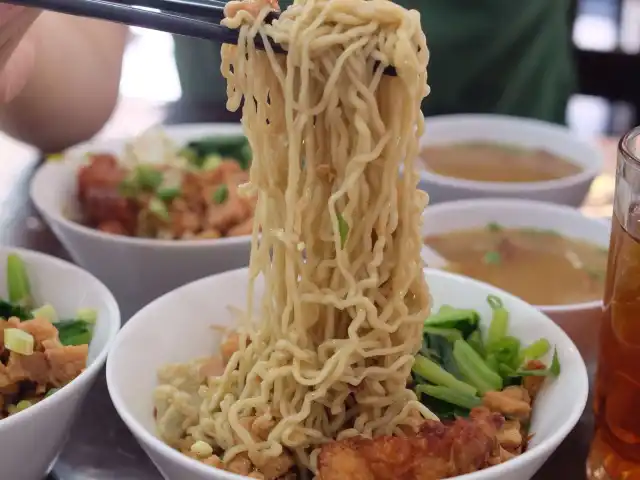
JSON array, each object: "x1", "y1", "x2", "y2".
[{"x1": 317, "y1": 407, "x2": 506, "y2": 480}]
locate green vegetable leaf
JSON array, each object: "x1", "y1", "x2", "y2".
[
  {"x1": 415, "y1": 384, "x2": 482, "y2": 410},
  {"x1": 0, "y1": 300, "x2": 32, "y2": 321},
  {"x1": 483, "y1": 251, "x2": 501, "y2": 265},
  {"x1": 7, "y1": 253, "x2": 32, "y2": 308},
  {"x1": 54, "y1": 320, "x2": 94, "y2": 346},
  {"x1": 336, "y1": 211, "x2": 349, "y2": 248},
  {"x1": 424, "y1": 307, "x2": 480, "y2": 338},
  {"x1": 212, "y1": 185, "x2": 229, "y2": 205}
]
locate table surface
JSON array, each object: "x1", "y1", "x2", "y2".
[{"x1": 0, "y1": 99, "x2": 616, "y2": 480}]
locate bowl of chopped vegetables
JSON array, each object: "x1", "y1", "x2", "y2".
[
  {"x1": 30, "y1": 124, "x2": 254, "y2": 315},
  {"x1": 0, "y1": 247, "x2": 119, "y2": 480},
  {"x1": 107, "y1": 267, "x2": 588, "y2": 480}
]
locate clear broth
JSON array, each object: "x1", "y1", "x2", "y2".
[
  {"x1": 424, "y1": 225, "x2": 607, "y2": 305},
  {"x1": 420, "y1": 142, "x2": 582, "y2": 183}
]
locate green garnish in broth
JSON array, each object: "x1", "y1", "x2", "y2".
[
  {"x1": 487, "y1": 222, "x2": 503, "y2": 233},
  {"x1": 483, "y1": 251, "x2": 501, "y2": 265}
]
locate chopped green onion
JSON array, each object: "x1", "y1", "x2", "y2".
[
  {"x1": 520, "y1": 338, "x2": 550, "y2": 362},
  {"x1": 202, "y1": 154, "x2": 223, "y2": 171},
  {"x1": 486, "y1": 336, "x2": 521, "y2": 370},
  {"x1": 486, "y1": 296, "x2": 509, "y2": 346},
  {"x1": 415, "y1": 384, "x2": 482, "y2": 410},
  {"x1": 453, "y1": 339, "x2": 503, "y2": 393},
  {"x1": 7, "y1": 254, "x2": 32, "y2": 308},
  {"x1": 487, "y1": 295, "x2": 503, "y2": 310},
  {"x1": 550, "y1": 348, "x2": 561, "y2": 376},
  {"x1": 135, "y1": 165, "x2": 164, "y2": 190},
  {"x1": 76, "y1": 308, "x2": 98, "y2": 325},
  {"x1": 148, "y1": 197, "x2": 170, "y2": 222},
  {"x1": 4, "y1": 328, "x2": 34, "y2": 355},
  {"x1": 336, "y1": 211, "x2": 349, "y2": 248},
  {"x1": 32, "y1": 304, "x2": 58, "y2": 323},
  {"x1": 179, "y1": 147, "x2": 200, "y2": 166},
  {"x1": 15, "y1": 400, "x2": 32, "y2": 412},
  {"x1": 412, "y1": 354, "x2": 477, "y2": 396},
  {"x1": 483, "y1": 251, "x2": 501, "y2": 265},
  {"x1": 55, "y1": 320, "x2": 93, "y2": 346},
  {"x1": 157, "y1": 186, "x2": 181, "y2": 203},
  {"x1": 487, "y1": 222, "x2": 503, "y2": 232},
  {"x1": 45, "y1": 388, "x2": 59, "y2": 398},
  {"x1": 212, "y1": 185, "x2": 229, "y2": 205}
]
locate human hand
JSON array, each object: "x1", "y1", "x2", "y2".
[{"x1": 0, "y1": 5, "x2": 40, "y2": 103}]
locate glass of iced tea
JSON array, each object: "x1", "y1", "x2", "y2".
[{"x1": 588, "y1": 127, "x2": 640, "y2": 480}]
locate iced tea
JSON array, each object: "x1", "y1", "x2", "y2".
[{"x1": 588, "y1": 128, "x2": 640, "y2": 480}]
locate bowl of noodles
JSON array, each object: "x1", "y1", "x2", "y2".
[
  {"x1": 106, "y1": 267, "x2": 588, "y2": 480},
  {"x1": 30, "y1": 124, "x2": 254, "y2": 315}
]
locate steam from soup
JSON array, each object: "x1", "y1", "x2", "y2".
[
  {"x1": 421, "y1": 142, "x2": 582, "y2": 183},
  {"x1": 424, "y1": 223, "x2": 607, "y2": 305}
]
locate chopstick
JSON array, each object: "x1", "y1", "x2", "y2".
[
  {"x1": 1, "y1": 0, "x2": 397, "y2": 75},
  {"x1": 1, "y1": 0, "x2": 280, "y2": 50}
]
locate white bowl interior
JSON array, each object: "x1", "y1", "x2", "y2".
[
  {"x1": 107, "y1": 267, "x2": 588, "y2": 480},
  {"x1": 419, "y1": 114, "x2": 603, "y2": 188}
]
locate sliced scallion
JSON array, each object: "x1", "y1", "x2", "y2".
[
  {"x1": 4, "y1": 328, "x2": 34, "y2": 355},
  {"x1": 212, "y1": 185, "x2": 229, "y2": 205}
]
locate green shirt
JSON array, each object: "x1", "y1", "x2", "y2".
[{"x1": 174, "y1": 1, "x2": 575, "y2": 124}]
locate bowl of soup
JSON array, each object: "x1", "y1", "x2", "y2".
[
  {"x1": 421, "y1": 199, "x2": 611, "y2": 357},
  {"x1": 418, "y1": 114, "x2": 603, "y2": 206}
]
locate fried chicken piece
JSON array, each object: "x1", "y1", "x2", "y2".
[
  {"x1": 317, "y1": 407, "x2": 504, "y2": 480},
  {"x1": 483, "y1": 386, "x2": 532, "y2": 421}
]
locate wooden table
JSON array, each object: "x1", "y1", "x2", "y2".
[{"x1": 0, "y1": 99, "x2": 618, "y2": 479}]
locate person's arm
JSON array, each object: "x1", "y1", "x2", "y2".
[{"x1": 0, "y1": 13, "x2": 128, "y2": 153}]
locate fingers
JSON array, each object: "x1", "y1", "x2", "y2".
[{"x1": 0, "y1": 8, "x2": 40, "y2": 102}]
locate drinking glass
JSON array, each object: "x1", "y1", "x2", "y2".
[{"x1": 588, "y1": 127, "x2": 640, "y2": 480}]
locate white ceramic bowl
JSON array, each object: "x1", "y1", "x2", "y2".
[
  {"x1": 30, "y1": 123, "x2": 252, "y2": 316},
  {"x1": 419, "y1": 114, "x2": 604, "y2": 206},
  {"x1": 422, "y1": 198, "x2": 611, "y2": 357},
  {"x1": 107, "y1": 267, "x2": 588, "y2": 480},
  {"x1": 0, "y1": 246, "x2": 120, "y2": 480}
]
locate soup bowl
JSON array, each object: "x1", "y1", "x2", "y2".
[
  {"x1": 30, "y1": 123, "x2": 252, "y2": 317},
  {"x1": 107, "y1": 267, "x2": 588, "y2": 480},
  {"x1": 422, "y1": 198, "x2": 611, "y2": 357},
  {"x1": 418, "y1": 114, "x2": 603, "y2": 206},
  {"x1": 0, "y1": 246, "x2": 120, "y2": 480}
]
